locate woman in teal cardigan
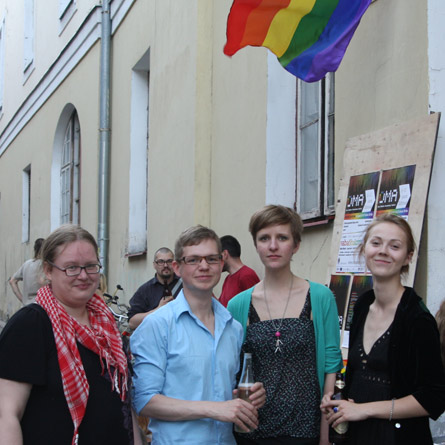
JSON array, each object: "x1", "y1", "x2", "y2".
[{"x1": 228, "y1": 205, "x2": 342, "y2": 445}]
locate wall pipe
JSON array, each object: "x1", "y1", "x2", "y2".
[{"x1": 98, "y1": 0, "x2": 111, "y2": 276}]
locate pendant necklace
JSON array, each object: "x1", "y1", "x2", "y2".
[{"x1": 264, "y1": 275, "x2": 293, "y2": 353}]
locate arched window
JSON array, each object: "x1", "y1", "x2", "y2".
[
  {"x1": 60, "y1": 112, "x2": 80, "y2": 223},
  {"x1": 51, "y1": 105, "x2": 81, "y2": 229}
]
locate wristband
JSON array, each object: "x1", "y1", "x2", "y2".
[{"x1": 389, "y1": 398, "x2": 395, "y2": 422}]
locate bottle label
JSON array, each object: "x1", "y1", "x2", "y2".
[
  {"x1": 335, "y1": 379, "x2": 345, "y2": 389},
  {"x1": 333, "y1": 421, "x2": 348, "y2": 435}
]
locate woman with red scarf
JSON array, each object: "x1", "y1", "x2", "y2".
[{"x1": 0, "y1": 225, "x2": 138, "y2": 445}]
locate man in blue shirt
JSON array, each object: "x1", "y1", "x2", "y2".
[{"x1": 131, "y1": 226, "x2": 265, "y2": 445}]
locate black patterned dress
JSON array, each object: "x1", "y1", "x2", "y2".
[{"x1": 235, "y1": 291, "x2": 320, "y2": 444}]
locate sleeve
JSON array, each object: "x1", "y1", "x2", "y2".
[
  {"x1": 130, "y1": 314, "x2": 168, "y2": 414},
  {"x1": 127, "y1": 285, "x2": 149, "y2": 320},
  {"x1": 12, "y1": 263, "x2": 25, "y2": 281},
  {"x1": 322, "y1": 289, "x2": 343, "y2": 374},
  {"x1": 408, "y1": 313, "x2": 445, "y2": 419},
  {"x1": 0, "y1": 305, "x2": 53, "y2": 385}
]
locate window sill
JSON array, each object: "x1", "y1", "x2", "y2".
[{"x1": 302, "y1": 214, "x2": 335, "y2": 228}]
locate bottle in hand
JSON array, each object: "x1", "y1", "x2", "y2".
[
  {"x1": 329, "y1": 372, "x2": 349, "y2": 444},
  {"x1": 234, "y1": 352, "x2": 255, "y2": 433}
]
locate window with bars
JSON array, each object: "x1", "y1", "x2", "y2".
[
  {"x1": 296, "y1": 74, "x2": 335, "y2": 221},
  {"x1": 60, "y1": 112, "x2": 80, "y2": 224}
]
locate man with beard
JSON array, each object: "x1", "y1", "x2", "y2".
[{"x1": 128, "y1": 247, "x2": 182, "y2": 330}]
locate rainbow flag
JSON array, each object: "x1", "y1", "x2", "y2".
[{"x1": 223, "y1": 0, "x2": 372, "y2": 82}]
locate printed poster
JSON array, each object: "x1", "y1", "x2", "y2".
[
  {"x1": 376, "y1": 165, "x2": 416, "y2": 219},
  {"x1": 344, "y1": 275, "x2": 374, "y2": 332},
  {"x1": 336, "y1": 172, "x2": 380, "y2": 273},
  {"x1": 329, "y1": 274, "x2": 352, "y2": 330}
]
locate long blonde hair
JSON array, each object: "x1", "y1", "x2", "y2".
[{"x1": 436, "y1": 300, "x2": 445, "y2": 368}]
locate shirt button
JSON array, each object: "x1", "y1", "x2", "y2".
[{"x1": 395, "y1": 422, "x2": 401, "y2": 428}]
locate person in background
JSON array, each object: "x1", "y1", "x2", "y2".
[
  {"x1": 131, "y1": 225, "x2": 265, "y2": 444},
  {"x1": 219, "y1": 235, "x2": 260, "y2": 308},
  {"x1": 96, "y1": 273, "x2": 108, "y2": 298},
  {"x1": 127, "y1": 247, "x2": 182, "y2": 330},
  {"x1": 0, "y1": 224, "x2": 139, "y2": 445},
  {"x1": 9, "y1": 237, "x2": 45, "y2": 305},
  {"x1": 322, "y1": 213, "x2": 445, "y2": 445},
  {"x1": 228, "y1": 205, "x2": 342, "y2": 445}
]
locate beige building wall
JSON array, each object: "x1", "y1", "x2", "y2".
[{"x1": 0, "y1": 0, "x2": 437, "y2": 318}]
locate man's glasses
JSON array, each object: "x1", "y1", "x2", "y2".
[
  {"x1": 154, "y1": 259, "x2": 174, "y2": 266},
  {"x1": 180, "y1": 255, "x2": 222, "y2": 266},
  {"x1": 48, "y1": 261, "x2": 102, "y2": 277}
]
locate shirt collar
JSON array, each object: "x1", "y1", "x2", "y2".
[{"x1": 173, "y1": 290, "x2": 233, "y2": 325}]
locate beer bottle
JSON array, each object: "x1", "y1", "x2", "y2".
[
  {"x1": 329, "y1": 372, "x2": 349, "y2": 444},
  {"x1": 234, "y1": 352, "x2": 255, "y2": 433}
]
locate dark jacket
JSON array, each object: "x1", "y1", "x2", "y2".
[{"x1": 345, "y1": 287, "x2": 445, "y2": 445}]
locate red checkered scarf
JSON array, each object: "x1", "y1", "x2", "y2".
[{"x1": 36, "y1": 285, "x2": 128, "y2": 445}]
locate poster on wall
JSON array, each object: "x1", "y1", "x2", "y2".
[
  {"x1": 376, "y1": 165, "x2": 416, "y2": 219},
  {"x1": 341, "y1": 274, "x2": 374, "y2": 347},
  {"x1": 329, "y1": 274, "x2": 352, "y2": 330},
  {"x1": 336, "y1": 172, "x2": 380, "y2": 273}
]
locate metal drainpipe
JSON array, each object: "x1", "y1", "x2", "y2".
[{"x1": 98, "y1": 0, "x2": 111, "y2": 277}]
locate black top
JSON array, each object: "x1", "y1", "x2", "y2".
[
  {"x1": 127, "y1": 274, "x2": 182, "y2": 320},
  {"x1": 345, "y1": 287, "x2": 445, "y2": 445},
  {"x1": 347, "y1": 323, "x2": 395, "y2": 444},
  {"x1": 236, "y1": 291, "x2": 320, "y2": 441},
  {"x1": 0, "y1": 304, "x2": 133, "y2": 445}
]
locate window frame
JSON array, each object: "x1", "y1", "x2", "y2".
[
  {"x1": 60, "y1": 112, "x2": 80, "y2": 224},
  {"x1": 296, "y1": 73, "x2": 335, "y2": 222},
  {"x1": 23, "y1": 0, "x2": 35, "y2": 73}
]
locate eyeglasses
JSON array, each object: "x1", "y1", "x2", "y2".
[
  {"x1": 154, "y1": 259, "x2": 174, "y2": 266},
  {"x1": 48, "y1": 261, "x2": 102, "y2": 276},
  {"x1": 180, "y1": 255, "x2": 222, "y2": 266}
]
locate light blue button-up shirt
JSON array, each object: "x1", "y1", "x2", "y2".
[{"x1": 131, "y1": 291, "x2": 243, "y2": 445}]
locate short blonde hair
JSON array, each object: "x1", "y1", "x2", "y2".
[
  {"x1": 174, "y1": 225, "x2": 222, "y2": 260},
  {"x1": 249, "y1": 205, "x2": 303, "y2": 247}
]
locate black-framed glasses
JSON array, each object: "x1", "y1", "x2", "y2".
[
  {"x1": 48, "y1": 261, "x2": 102, "y2": 276},
  {"x1": 154, "y1": 259, "x2": 174, "y2": 266},
  {"x1": 180, "y1": 255, "x2": 222, "y2": 266}
]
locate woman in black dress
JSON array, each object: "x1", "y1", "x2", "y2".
[{"x1": 321, "y1": 214, "x2": 445, "y2": 444}]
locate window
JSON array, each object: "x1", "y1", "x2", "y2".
[
  {"x1": 127, "y1": 50, "x2": 150, "y2": 255},
  {"x1": 22, "y1": 165, "x2": 31, "y2": 243},
  {"x1": 296, "y1": 74, "x2": 335, "y2": 221},
  {"x1": 24, "y1": 0, "x2": 34, "y2": 73},
  {"x1": 60, "y1": 112, "x2": 80, "y2": 224}
]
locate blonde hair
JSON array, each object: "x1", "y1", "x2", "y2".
[
  {"x1": 174, "y1": 225, "x2": 221, "y2": 260},
  {"x1": 249, "y1": 205, "x2": 303, "y2": 247},
  {"x1": 436, "y1": 301, "x2": 445, "y2": 368},
  {"x1": 358, "y1": 214, "x2": 415, "y2": 275},
  {"x1": 41, "y1": 224, "x2": 99, "y2": 265}
]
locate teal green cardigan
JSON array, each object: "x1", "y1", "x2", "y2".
[{"x1": 227, "y1": 280, "x2": 343, "y2": 395}]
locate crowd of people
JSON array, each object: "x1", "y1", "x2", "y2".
[{"x1": 0, "y1": 205, "x2": 444, "y2": 444}]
